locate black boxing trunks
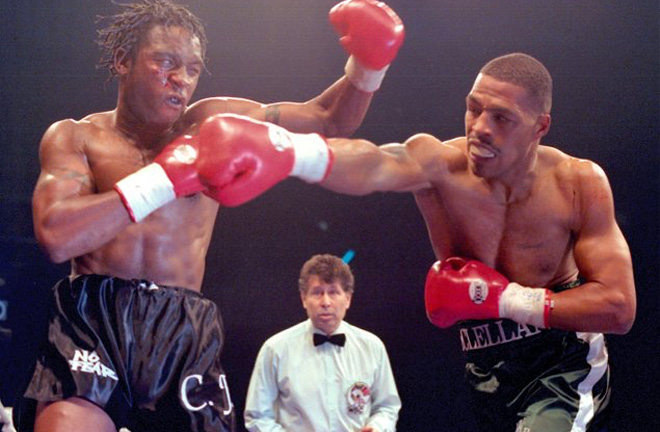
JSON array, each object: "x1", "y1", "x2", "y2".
[
  {"x1": 459, "y1": 280, "x2": 610, "y2": 432},
  {"x1": 14, "y1": 274, "x2": 235, "y2": 432}
]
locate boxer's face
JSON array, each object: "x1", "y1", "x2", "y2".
[
  {"x1": 464, "y1": 74, "x2": 550, "y2": 180},
  {"x1": 118, "y1": 24, "x2": 203, "y2": 127},
  {"x1": 301, "y1": 275, "x2": 352, "y2": 335}
]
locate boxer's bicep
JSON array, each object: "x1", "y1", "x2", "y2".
[
  {"x1": 194, "y1": 98, "x2": 328, "y2": 135},
  {"x1": 33, "y1": 121, "x2": 94, "y2": 225},
  {"x1": 187, "y1": 97, "x2": 272, "y2": 126},
  {"x1": 571, "y1": 160, "x2": 635, "y2": 328},
  {"x1": 257, "y1": 102, "x2": 326, "y2": 135},
  {"x1": 323, "y1": 138, "x2": 430, "y2": 195}
]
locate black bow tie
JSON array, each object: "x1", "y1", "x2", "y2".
[{"x1": 313, "y1": 333, "x2": 346, "y2": 347}]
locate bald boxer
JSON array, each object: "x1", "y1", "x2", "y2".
[
  {"x1": 17, "y1": 1, "x2": 404, "y2": 431},
  {"x1": 191, "y1": 53, "x2": 635, "y2": 431}
]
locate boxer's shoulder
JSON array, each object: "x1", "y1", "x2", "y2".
[
  {"x1": 40, "y1": 112, "x2": 166, "y2": 189},
  {"x1": 538, "y1": 146, "x2": 606, "y2": 190},
  {"x1": 405, "y1": 135, "x2": 464, "y2": 157},
  {"x1": 403, "y1": 135, "x2": 466, "y2": 178},
  {"x1": 42, "y1": 111, "x2": 117, "y2": 149}
]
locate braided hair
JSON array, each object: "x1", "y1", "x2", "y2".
[{"x1": 96, "y1": 0, "x2": 207, "y2": 80}]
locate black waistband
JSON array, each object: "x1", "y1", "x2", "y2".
[{"x1": 554, "y1": 278, "x2": 581, "y2": 292}]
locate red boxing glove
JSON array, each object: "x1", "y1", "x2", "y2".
[
  {"x1": 114, "y1": 135, "x2": 203, "y2": 222},
  {"x1": 196, "y1": 114, "x2": 333, "y2": 207},
  {"x1": 425, "y1": 257, "x2": 553, "y2": 329},
  {"x1": 330, "y1": 0, "x2": 404, "y2": 91},
  {"x1": 153, "y1": 135, "x2": 203, "y2": 197},
  {"x1": 330, "y1": 0, "x2": 404, "y2": 70}
]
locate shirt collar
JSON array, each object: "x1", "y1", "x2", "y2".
[{"x1": 307, "y1": 319, "x2": 348, "y2": 336}]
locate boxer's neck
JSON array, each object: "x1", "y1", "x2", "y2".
[{"x1": 113, "y1": 107, "x2": 175, "y2": 151}]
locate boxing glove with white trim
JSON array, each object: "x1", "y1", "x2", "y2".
[
  {"x1": 330, "y1": 0, "x2": 405, "y2": 92},
  {"x1": 196, "y1": 114, "x2": 333, "y2": 207},
  {"x1": 425, "y1": 257, "x2": 553, "y2": 329},
  {"x1": 114, "y1": 134, "x2": 202, "y2": 222}
]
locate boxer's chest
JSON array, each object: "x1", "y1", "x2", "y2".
[
  {"x1": 420, "y1": 179, "x2": 575, "y2": 285},
  {"x1": 85, "y1": 136, "x2": 163, "y2": 193}
]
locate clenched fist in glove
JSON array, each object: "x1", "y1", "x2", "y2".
[
  {"x1": 114, "y1": 113, "x2": 333, "y2": 219},
  {"x1": 196, "y1": 114, "x2": 333, "y2": 207},
  {"x1": 425, "y1": 257, "x2": 553, "y2": 329},
  {"x1": 114, "y1": 134, "x2": 203, "y2": 222},
  {"x1": 330, "y1": 0, "x2": 405, "y2": 92}
]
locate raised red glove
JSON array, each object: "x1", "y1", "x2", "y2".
[
  {"x1": 329, "y1": 0, "x2": 404, "y2": 91},
  {"x1": 330, "y1": 0, "x2": 404, "y2": 70}
]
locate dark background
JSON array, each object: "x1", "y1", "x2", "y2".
[{"x1": 1, "y1": 1, "x2": 658, "y2": 430}]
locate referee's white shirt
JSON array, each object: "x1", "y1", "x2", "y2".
[{"x1": 244, "y1": 319, "x2": 401, "y2": 432}]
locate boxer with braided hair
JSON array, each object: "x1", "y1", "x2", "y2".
[
  {"x1": 96, "y1": 0, "x2": 209, "y2": 81},
  {"x1": 15, "y1": 1, "x2": 404, "y2": 431}
]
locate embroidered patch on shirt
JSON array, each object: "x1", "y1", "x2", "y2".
[{"x1": 347, "y1": 382, "x2": 371, "y2": 414}]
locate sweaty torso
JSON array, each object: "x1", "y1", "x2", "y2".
[
  {"x1": 70, "y1": 109, "x2": 220, "y2": 291},
  {"x1": 414, "y1": 137, "x2": 579, "y2": 288}
]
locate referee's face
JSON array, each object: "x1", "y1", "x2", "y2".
[{"x1": 301, "y1": 275, "x2": 352, "y2": 335}]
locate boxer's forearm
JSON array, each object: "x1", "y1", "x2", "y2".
[
  {"x1": 548, "y1": 281, "x2": 635, "y2": 334},
  {"x1": 272, "y1": 77, "x2": 373, "y2": 138},
  {"x1": 34, "y1": 191, "x2": 132, "y2": 263},
  {"x1": 307, "y1": 76, "x2": 374, "y2": 138},
  {"x1": 277, "y1": 0, "x2": 404, "y2": 138},
  {"x1": 322, "y1": 138, "x2": 430, "y2": 196}
]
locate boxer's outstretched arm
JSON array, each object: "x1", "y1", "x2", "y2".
[
  {"x1": 188, "y1": 115, "x2": 437, "y2": 207},
  {"x1": 189, "y1": 78, "x2": 373, "y2": 139},
  {"x1": 263, "y1": 0, "x2": 404, "y2": 137},
  {"x1": 32, "y1": 120, "x2": 133, "y2": 263},
  {"x1": 551, "y1": 160, "x2": 636, "y2": 334},
  {"x1": 321, "y1": 133, "x2": 438, "y2": 195},
  {"x1": 189, "y1": 0, "x2": 404, "y2": 138}
]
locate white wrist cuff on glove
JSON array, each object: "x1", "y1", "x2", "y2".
[
  {"x1": 288, "y1": 133, "x2": 332, "y2": 183},
  {"x1": 345, "y1": 55, "x2": 389, "y2": 92},
  {"x1": 114, "y1": 163, "x2": 176, "y2": 222},
  {"x1": 499, "y1": 283, "x2": 549, "y2": 328}
]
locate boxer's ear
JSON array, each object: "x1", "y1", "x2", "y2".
[
  {"x1": 534, "y1": 113, "x2": 551, "y2": 139},
  {"x1": 114, "y1": 48, "x2": 131, "y2": 76}
]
